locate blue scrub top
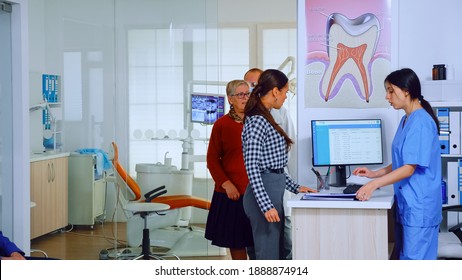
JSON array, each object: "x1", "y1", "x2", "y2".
[{"x1": 391, "y1": 109, "x2": 442, "y2": 227}]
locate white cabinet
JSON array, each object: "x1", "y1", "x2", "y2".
[
  {"x1": 30, "y1": 155, "x2": 69, "y2": 239},
  {"x1": 68, "y1": 153, "x2": 106, "y2": 227}
]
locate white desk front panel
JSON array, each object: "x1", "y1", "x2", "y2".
[{"x1": 289, "y1": 186, "x2": 394, "y2": 260}]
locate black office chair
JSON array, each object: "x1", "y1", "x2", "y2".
[{"x1": 438, "y1": 205, "x2": 462, "y2": 259}]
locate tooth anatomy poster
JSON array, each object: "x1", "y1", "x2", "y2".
[{"x1": 303, "y1": 0, "x2": 391, "y2": 108}]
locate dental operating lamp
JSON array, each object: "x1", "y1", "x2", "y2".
[{"x1": 278, "y1": 56, "x2": 297, "y2": 94}]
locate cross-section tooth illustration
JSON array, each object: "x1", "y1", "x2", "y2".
[{"x1": 322, "y1": 13, "x2": 380, "y2": 102}]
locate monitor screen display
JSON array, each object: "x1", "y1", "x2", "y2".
[
  {"x1": 311, "y1": 119, "x2": 383, "y2": 167},
  {"x1": 191, "y1": 93, "x2": 226, "y2": 125}
]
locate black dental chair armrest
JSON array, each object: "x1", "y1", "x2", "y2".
[{"x1": 144, "y1": 185, "x2": 167, "y2": 202}]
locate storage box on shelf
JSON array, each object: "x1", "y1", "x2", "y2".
[{"x1": 422, "y1": 80, "x2": 462, "y2": 102}]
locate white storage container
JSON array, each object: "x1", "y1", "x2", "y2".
[{"x1": 422, "y1": 80, "x2": 462, "y2": 101}]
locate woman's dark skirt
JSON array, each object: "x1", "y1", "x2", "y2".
[{"x1": 205, "y1": 191, "x2": 254, "y2": 248}]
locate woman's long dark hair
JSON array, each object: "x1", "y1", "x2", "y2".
[
  {"x1": 244, "y1": 69, "x2": 293, "y2": 148},
  {"x1": 385, "y1": 68, "x2": 440, "y2": 133}
]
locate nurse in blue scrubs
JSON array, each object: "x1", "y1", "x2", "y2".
[{"x1": 352, "y1": 68, "x2": 442, "y2": 260}]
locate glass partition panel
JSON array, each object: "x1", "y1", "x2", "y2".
[
  {"x1": 117, "y1": 0, "x2": 223, "y2": 258},
  {"x1": 28, "y1": 0, "x2": 118, "y2": 259},
  {"x1": 27, "y1": 0, "x2": 296, "y2": 260},
  {"x1": 0, "y1": 4, "x2": 13, "y2": 237}
]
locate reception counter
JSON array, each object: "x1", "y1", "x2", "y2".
[
  {"x1": 287, "y1": 186, "x2": 394, "y2": 260},
  {"x1": 30, "y1": 151, "x2": 70, "y2": 162}
]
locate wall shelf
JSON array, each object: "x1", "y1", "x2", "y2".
[
  {"x1": 423, "y1": 80, "x2": 462, "y2": 104},
  {"x1": 430, "y1": 101, "x2": 462, "y2": 108},
  {"x1": 441, "y1": 154, "x2": 462, "y2": 158}
]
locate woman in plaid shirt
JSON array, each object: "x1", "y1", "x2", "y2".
[{"x1": 242, "y1": 69, "x2": 316, "y2": 260}]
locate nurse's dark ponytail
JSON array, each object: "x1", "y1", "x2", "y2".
[{"x1": 385, "y1": 68, "x2": 440, "y2": 134}]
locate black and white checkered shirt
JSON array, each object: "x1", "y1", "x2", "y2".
[{"x1": 242, "y1": 115, "x2": 299, "y2": 214}]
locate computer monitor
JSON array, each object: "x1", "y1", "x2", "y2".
[
  {"x1": 191, "y1": 93, "x2": 226, "y2": 125},
  {"x1": 311, "y1": 119, "x2": 383, "y2": 187}
]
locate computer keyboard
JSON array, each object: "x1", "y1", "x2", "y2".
[{"x1": 342, "y1": 184, "x2": 363, "y2": 194}]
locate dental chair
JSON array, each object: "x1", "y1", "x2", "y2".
[
  {"x1": 438, "y1": 205, "x2": 462, "y2": 259},
  {"x1": 124, "y1": 185, "x2": 172, "y2": 260},
  {"x1": 110, "y1": 142, "x2": 225, "y2": 257}
]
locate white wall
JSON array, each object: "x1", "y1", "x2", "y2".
[
  {"x1": 218, "y1": 0, "x2": 296, "y2": 23},
  {"x1": 28, "y1": 0, "x2": 117, "y2": 153},
  {"x1": 396, "y1": 0, "x2": 462, "y2": 81}
]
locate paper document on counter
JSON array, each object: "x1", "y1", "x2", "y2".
[
  {"x1": 347, "y1": 174, "x2": 372, "y2": 185},
  {"x1": 301, "y1": 193, "x2": 356, "y2": 201}
]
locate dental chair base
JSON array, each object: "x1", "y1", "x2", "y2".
[
  {"x1": 149, "y1": 227, "x2": 226, "y2": 257},
  {"x1": 126, "y1": 211, "x2": 225, "y2": 257}
]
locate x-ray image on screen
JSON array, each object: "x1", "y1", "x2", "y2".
[{"x1": 191, "y1": 93, "x2": 225, "y2": 125}]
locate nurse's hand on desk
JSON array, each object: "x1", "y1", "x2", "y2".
[
  {"x1": 352, "y1": 167, "x2": 374, "y2": 178},
  {"x1": 298, "y1": 186, "x2": 317, "y2": 193},
  {"x1": 355, "y1": 182, "x2": 377, "y2": 201},
  {"x1": 264, "y1": 208, "x2": 280, "y2": 223}
]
